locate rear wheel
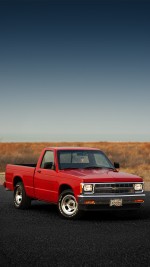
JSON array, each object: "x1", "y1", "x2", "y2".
[
  {"x1": 58, "y1": 190, "x2": 81, "y2": 219},
  {"x1": 14, "y1": 182, "x2": 31, "y2": 209}
]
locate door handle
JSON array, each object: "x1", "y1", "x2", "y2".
[{"x1": 37, "y1": 170, "x2": 41, "y2": 173}]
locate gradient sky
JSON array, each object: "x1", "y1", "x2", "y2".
[{"x1": 0, "y1": 0, "x2": 150, "y2": 142}]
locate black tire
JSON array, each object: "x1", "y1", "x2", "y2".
[
  {"x1": 14, "y1": 182, "x2": 31, "y2": 209},
  {"x1": 58, "y1": 190, "x2": 81, "y2": 219}
]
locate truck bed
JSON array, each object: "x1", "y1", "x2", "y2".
[
  {"x1": 5, "y1": 164, "x2": 36, "y2": 196},
  {"x1": 16, "y1": 164, "x2": 37, "y2": 167}
]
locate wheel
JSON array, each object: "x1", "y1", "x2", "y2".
[
  {"x1": 58, "y1": 190, "x2": 81, "y2": 219},
  {"x1": 14, "y1": 182, "x2": 31, "y2": 209}
]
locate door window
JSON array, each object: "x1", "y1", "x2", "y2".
[{"x1": 41, "y1": 151, "x2": 54, "y2": 169}]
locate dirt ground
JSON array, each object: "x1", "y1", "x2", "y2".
[{"x1": 0, "y1": 173, "x2": 5, "y2": 185}]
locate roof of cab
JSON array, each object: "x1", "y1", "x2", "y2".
[{"x1": 45, "y1": 147, "x2": 100, "y2": 151}]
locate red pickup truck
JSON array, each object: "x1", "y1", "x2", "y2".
[{"x1": 4, "y1": 147, "x2": 145, "y2": 219}]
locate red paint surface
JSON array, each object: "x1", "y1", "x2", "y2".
[{"x1": 5, "y1": 147, "x2": 143, "y2": 203}]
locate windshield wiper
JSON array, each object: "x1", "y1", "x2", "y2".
[
  {"x1": 83, "y1": 166, "x2": 102, "y2": 169},
  {"x1": 102, "y1": 167, "x2": 116, "y2": 171},
  {"x1": 61, "y1": 167, "x2": 81, "y2": 170},
  {"x1": 84, "y1": 166, "x2": 115, "y2": 170}
]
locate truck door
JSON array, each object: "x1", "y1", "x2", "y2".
[{"x1": 34, "y1": 150, "x2": 58, "y2": 202}]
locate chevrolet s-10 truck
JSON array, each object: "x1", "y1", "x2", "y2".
[{"x1": 4, "y1": 147, "x2": 145, "y2": 219}]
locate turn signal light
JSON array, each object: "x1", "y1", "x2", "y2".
[
  {"x1": 84, "y1": 200, "x2": 95, "y2": 205},
  {"x1": 80, "y1": 183, "x2": 83, "y2": 194},
  {"x1": 134, "y1": 199, "x2": 144, "y2": 203}
]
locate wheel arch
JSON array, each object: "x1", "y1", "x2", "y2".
[
  {"x1": 13, "y1": 176, "x2": 23, "y2": 189},
  {"x1": 59, "y1": 184, "x2": 74, "y2": 196}
]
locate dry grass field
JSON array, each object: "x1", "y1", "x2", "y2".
[{"x1": 0, "y1": 142, "x2": 150, "y2": 181}]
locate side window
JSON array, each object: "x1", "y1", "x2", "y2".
[{"x1": 41, "y1": 151, "x2": 54, "y2": 169}]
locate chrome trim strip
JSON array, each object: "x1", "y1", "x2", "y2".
[
  {"x1": 78, "y1": 193, "x2": 145, "y2": 198},
  {"x1": 83, "y1": 182, "x2": 144, "y2": 185}
]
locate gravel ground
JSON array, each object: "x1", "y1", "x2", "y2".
[{"x1": 1, "y1": 173, "x2": 150, "y2": 190}]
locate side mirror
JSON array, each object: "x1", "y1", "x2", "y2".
[
  {"x1": 44, "y1": 162, "x2": 54, "y2": 170},
  {"x1": 114, "y1": 162, "x2": 120, "y2": 169}
]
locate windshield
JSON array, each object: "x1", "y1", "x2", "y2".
[{"x1": 58, "y1": 150, "x2": 114, "y2": 170}]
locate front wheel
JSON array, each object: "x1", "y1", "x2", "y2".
[
  {"x1": 14, "y1": 182, "x2": 31, "y2": 209},
  {"x1": 58, "y1": 190, "x2": 81, "y2": 219}
]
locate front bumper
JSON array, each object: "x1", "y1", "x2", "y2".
[{"x1": 78, "y1": 193, "x2": 145, "y2": 211}]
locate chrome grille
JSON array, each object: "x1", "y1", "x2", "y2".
[{"x1": 94, "y1": 183, "x2": 135, "y2": 194}]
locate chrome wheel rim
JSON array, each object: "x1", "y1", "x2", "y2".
[
  {"x1": 15, "y1": 187, "x2": 22, "y2": 205},
  {"x1": 61, "y1": 194, "x2": 78, "y2": 216}
]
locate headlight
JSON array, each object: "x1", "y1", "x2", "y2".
[
  {"x1": 134, "y1": 184, "x2": 143, "y2": 191},
  {"x1": 83, "y1": 184, "x2": 93, "y2": 192}
]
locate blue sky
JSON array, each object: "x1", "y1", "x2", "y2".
[{"x1": 0, "y1": 0, "x2": 150, "y2": 142}]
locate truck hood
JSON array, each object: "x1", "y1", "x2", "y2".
[{"x1": 60, "y1": 168, "x2": 143, "y2": 183}]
